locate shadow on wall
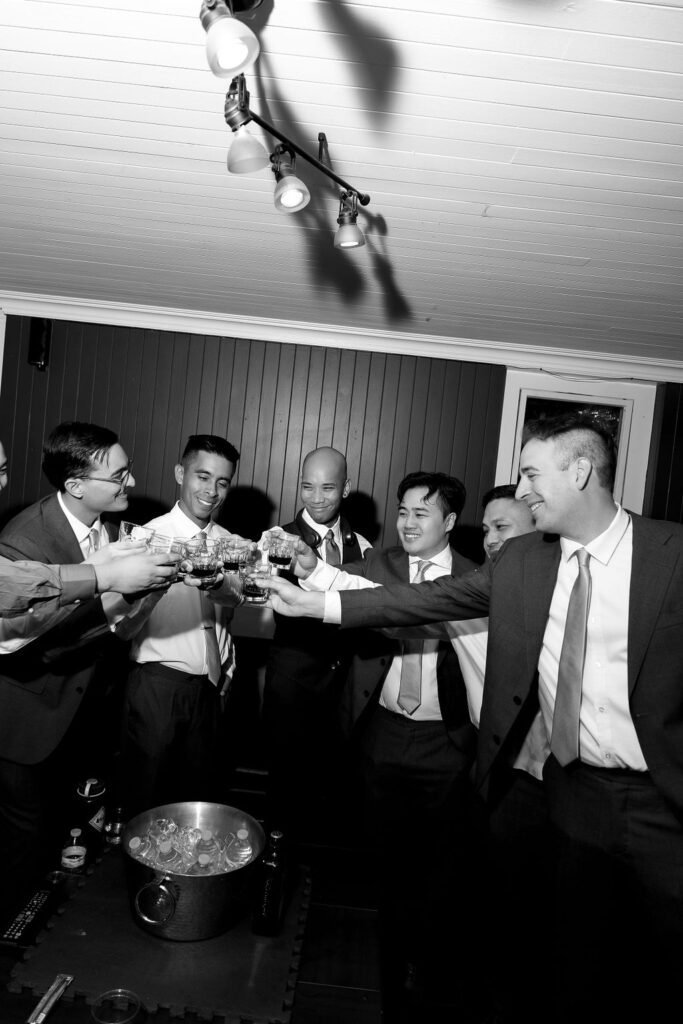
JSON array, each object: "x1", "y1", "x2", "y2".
[
  {"x1": 342, "y1": 491, "x2": 382, "y2": 545},
  {"x1": 219, "y1": 486, "x2": 275, "y2": 540},
  {"x1": 124, "y1": 496, "x2": 168, "y2": 527}
]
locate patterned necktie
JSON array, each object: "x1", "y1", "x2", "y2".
[
  {"x1": 324, "y1": 529, "x2": 341, "y2": 567},
  {"x1": 201, "y1": 594, "x2": 222, "y2": 686},
  {"x1": 551, "y1": 548, "x2": 592, "y2": 766},
  {"x1": 88, "y1": 526, "x2": 100, "y2": 555},
  {"x1": 397, "y1": 559, "x2": 433, "y2": 715}
]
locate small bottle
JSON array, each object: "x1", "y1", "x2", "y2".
[
  {"x1": 188, "y1": 852, "x2": 214, "y2": 875},
  {"x1": 195, "y1": 829, "x2": 220, "y2": 862},
  {"x1": 226, "y1": 828, "x2": 252, "y2": 869},
  {"x1": 61, "y1": 827, "x2": 88, "y2": 874},
  {"x1": 252, "y1": 830, "x2": 286, "y2": 936},
  {"x1": 104, "y1": 806, "x2": 126, "y2": 847},
  {"x1": 156, "y1": 839, "x2": 182, "y2": 871},
  {"x1": 127, "y1": 834, "x2": 155, "y2": 863}
]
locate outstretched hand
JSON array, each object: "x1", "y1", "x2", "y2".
[{"x1": 256, "y1": 573, "x2": 326, "y2": 619}]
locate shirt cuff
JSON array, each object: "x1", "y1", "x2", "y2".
[
  {"x1": 323, "y1": 591, "x2": 342, "y2": 624},
  {"x1": 58, "y1": 564, "x2": 98, "y2": 606},
  {"x1": 301, "y1": 559, "x2": 341, "y2": 591}
]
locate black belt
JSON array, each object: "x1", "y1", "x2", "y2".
[{"x1": 561, "y1": 759, "x2": 651, "y2": 784}]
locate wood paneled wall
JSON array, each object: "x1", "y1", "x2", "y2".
[
  {"x1": 650, "y1": 382, "x2": 683, "y2": 524},
  {"x1": 0, "y1": 316, "x2": 506, "y2": 553}
]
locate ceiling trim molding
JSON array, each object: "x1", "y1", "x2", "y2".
[{"x1": 1, "y1": 291, "x2": 680, "y2": 385}]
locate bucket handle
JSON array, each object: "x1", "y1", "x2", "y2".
[{"x1": 134, "y1": 876, "x2": 176, "y2": 926}]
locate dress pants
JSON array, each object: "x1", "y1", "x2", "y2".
[
  {"x1": 359, "y1": 706, "x2": 482, "y2": 1014},
  {"x1": 544, "y1": 755, "x2": 683, "y2": 1024},
  {"x1": 119, "y1": 662, "x2": 223, "y2": 817}
]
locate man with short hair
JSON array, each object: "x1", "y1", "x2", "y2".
[
  {"x1": 119, "y1": 434, "x2": 242, "y2": 815},
  {"x1": 262, "y1": 445, "x2": 370, "y2": 839},
  {"x1": 0, "y1": 422, "x2": 173, "y2": 907},
  {"x1": 330, "y1": 471, "x2": 479, "y2": 1013},
  {"x1": 267, "y1": 413, "x2": 683, "y2": 1022}
]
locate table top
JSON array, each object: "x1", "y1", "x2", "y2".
[{"x1": 3, "y1": 850, "x2": 309, "y2": 1024}]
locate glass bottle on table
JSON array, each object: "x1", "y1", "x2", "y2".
[{"x1": 251, "y1": 830, "x2": 286, "y2": 935}]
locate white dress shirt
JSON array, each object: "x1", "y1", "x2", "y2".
[
  {"x1": 130, "y1": 503, "x2": 235, "y2": 679},
  {"x1": 539, "y1": 505, "x2": 645, "y2": 770},
  {"x1": 299, "y1": 508, "x2": 372, "y2": 561},
  {"x1": 57, "y1": 491, "x2": 108, "y2": 558}
]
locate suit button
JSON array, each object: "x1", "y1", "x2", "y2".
[
  {"x1": 513, "y1": 696, "x2": 522, "y2": 706},
  {"x1": 493, "y1": 734, "x2": 501, "y2": 745}
]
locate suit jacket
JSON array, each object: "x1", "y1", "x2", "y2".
[
  {"x1": 0, "y1": 493, "x2": 114, "y2": 764},
  {"x1": 338, "y1": 515, "x2": 683, "y2": 818},
  {"x1": 339, "y1": 545, "x2": 477, "y2": 759},
  {"x1": 266, "y1": 513, "x2": 366, "y2": 697}
]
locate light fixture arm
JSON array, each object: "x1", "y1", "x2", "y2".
[{"x1": 225, "y1": 75, "x2": 370, "y2": 206}]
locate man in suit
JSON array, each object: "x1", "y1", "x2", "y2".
[
  {"x1": 261, "y1": 445, "x2": 371, "y2": 841},
  {"x1": 266, "y1": 413, "x2": 683, "y2": 1022},
  {"x1": 332, "y1": 471, "x2": 479, "y2": 1017},
  {"x1": 0, "y1": 421, "x2": 143, "y2": 905}
]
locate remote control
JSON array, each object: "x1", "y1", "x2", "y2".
[{"x1": 0, "y1": 885, "x2": 62, "y2": 949}]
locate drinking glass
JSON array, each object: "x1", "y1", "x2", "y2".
[
  {"x1": 266, "y1": 534, "x2": 294, "y2": 573},
  {"x1": 118, "y1": 522, "x2": 155, "y2": 546},
  {"x1": 222, "y1": 539, "x2": 249, "y2": 574},
  {"x1": 239, "y1": 544, "x2": 271, "y2": 604},
  {"x1": 91, "y1": 988, "x2": 144, "y2": 1024},
  {"x1": 182, "y1": 537, "x2": 222, "y2": 584}
]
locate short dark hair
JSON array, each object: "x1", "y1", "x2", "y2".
[
  {"x1": 181, "y1": 434, "x2": 240, "y2": 465},
  {"x1": 482, "y1": 483, "x2": 518, "y2": 509},
  {"x1": 522, "y1": 413, "x2": 616, "y2": 490},
  {"x1": 397, "y1": 471, "x2": 466, "y2": 519},
  {"x1": 42, "y1": 421, "x2": 119, "y2": 490}
]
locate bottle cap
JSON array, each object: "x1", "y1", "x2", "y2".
[
  {"x1": 159, "y1": 839, "x2": 172, "y2": 853},
  {"x1": 237, "y1": 828, "x2": 249, "y2": 840},
  {"x1": 77, "y1": 777, "x2": 106, "y2": 799},
  {"x1": 70, "y1": 828, "x2": 81, "y2": 837},
  {"x1": 198, "y1": 853, "x2": 212, "y2": 865}
]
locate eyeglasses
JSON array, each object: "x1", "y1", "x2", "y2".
[{"x1": 85, "y1": 458, "x2": 134, "y2": 487}]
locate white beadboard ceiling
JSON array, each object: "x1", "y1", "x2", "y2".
[{"x1": 0, "y1": 0, "x2": 682, "y2": 379}]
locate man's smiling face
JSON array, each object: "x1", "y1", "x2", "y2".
[
  {"x1": 515, "y1": 437, "x2": 578, "y2": 535},
  {"x1": 176, "y1": 451, "x2": 234, "y2": 528}
]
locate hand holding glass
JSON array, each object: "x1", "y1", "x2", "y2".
[
  {"x1": 119, "y1": 522, "x2": 155, "y2": 546},
  {"x1": 182, "y1": 537, "x2": 222, "y2": 586},
  {"x1": 239, "y1": 544, "x2": 271, "y2": 604},
  {"x1": 267, "y1": 535, "x2": 294, "y2": 572}
]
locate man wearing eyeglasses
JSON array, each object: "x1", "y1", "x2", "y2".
[{"x1": 0, "y1": 421, "x2": 150, "y2": 909}]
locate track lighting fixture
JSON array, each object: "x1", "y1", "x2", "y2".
[
  {"x1": 223, "y1": 78, "x2": 270, "y2": 173},
  {"x1": 218, "y1": 75, "x2": 371, "y2": 247},
  {"x1": 271, "y1": 146, "x2": 311, "y2": 213},
  {"x1": 334, "y1": 191, "x2": 366, "y2": 249},
  {"x1": 199, "y1": 0, "x2": 261, "y2": 78}
]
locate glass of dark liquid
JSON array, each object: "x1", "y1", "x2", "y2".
[
  {"x1": 267, "y1": 535, "x2": 295, "y2": 574},
  {"x1": 182, "y1": 537, "x2": 221, "y2": 587},
  {"x1": 222, "y1": 539, "x2": 247, "y2": 574},
  {"x1": 239, "y1": 544, "x2": 271, "y2": 604}
]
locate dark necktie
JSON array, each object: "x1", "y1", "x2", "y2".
[
  {"x1": 551, "y1": 548, "x2": 592, "y2": 766},
  {"x1": 397, "y1": 559, "x2": 433, "y2": 715},
  {"x1": 324, "y1": 529, "x2": 341, "y2": 567},
  {"x1": 201, "y1": 594, "x2": 222, "y2": 686}
]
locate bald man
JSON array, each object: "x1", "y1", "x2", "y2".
[{"x1": 262, "y1": 446, "x2": 371, "y2": 841}]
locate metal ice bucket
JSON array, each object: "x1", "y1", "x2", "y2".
[{"x1": 122, "y1": 801, "x2": 265, "y2": 941}]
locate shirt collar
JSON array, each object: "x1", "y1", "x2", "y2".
[
  {"x1": 560, "y1": 504, "x2": 631, "y2": 567},
  {"x1": 57, "y1": 491, "x2": 100, "y2": 546},
  {"x1": 408, "y1": 544, "x2": 452, "y2": 571},
  {"x1": 301, "y1": 508, "x2": 340, "y2": 542},
  {"x1": 166, "y1": 501, "x2": 218, "y2": 539}
]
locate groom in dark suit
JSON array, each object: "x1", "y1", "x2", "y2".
[
  {"x1": 0, "y1": 421, "x2": 137, "y2": 905},
  {"x1": 267, "y1": 413, "x2": 683, "y2": 1023}
]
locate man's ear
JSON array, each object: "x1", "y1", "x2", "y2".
[
  {"x1": 575, "y1": 457, "x2": 593, "y2": 491},
  {"x1": 445, "y1": 511, "x2": 457, "y2": 533},
  {"x1": 174, "y1": 464, "x2": 184, "y2": 487},
  {"x1": 342, "y1": 478, "x2": 351, "y2": 499},
  {"x1": 64, "y1": 477, "x2": 84, "y2": 500}
]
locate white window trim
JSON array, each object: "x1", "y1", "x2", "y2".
[{"x1": 495, "y1": 369, "x2": 658, "y2": 514}]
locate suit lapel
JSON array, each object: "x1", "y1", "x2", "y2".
[
  {"x1": 628, "y1": 517, "x2": 674, "y2": 695},
  {"x1": 43, "y1": 493, "x2": 86, "y2": 564},
  {"x1": 522, "y1": 538, "x2": 561, "y2": 677}
]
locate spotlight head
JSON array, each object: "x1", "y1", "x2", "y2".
[
  {"x1": 200, "y1": 0, "x2": 261, "y2": 78},
  {"x1": 334, "y1": 191, "x2": 365, "y2": 249},
  {"x1": 228, "y1": 126, "x2": 270, "y2": 173},
  {"x1": 271, "y1": 147, "x2": 311, "y2": 213}
]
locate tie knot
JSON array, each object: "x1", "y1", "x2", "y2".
[
  {"x1": 88, "y1": 527, "x2": 100, "y2": 553},
  {"x1": 325, "y1": 530, "x2": 335, "y2": 542},
  {"x1": 413, "y1": 559, "x2": 433, "y2": 583},
  {"x1": 575, "y1": 547, "x2": 590, "y2": 568}
]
